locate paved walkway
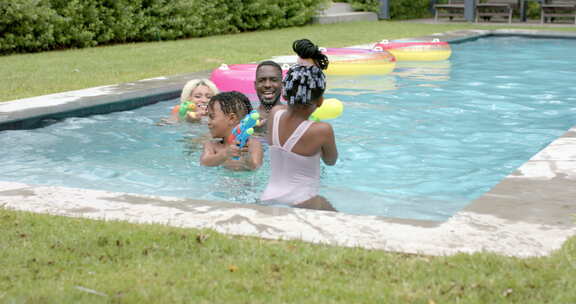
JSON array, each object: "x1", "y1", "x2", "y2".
[
  {"x1": 313, "y1": 2, "x2": 377, "y2": 24},
  {"x1": 405, "y1": 18, "x2": 576, "y2": 27}
]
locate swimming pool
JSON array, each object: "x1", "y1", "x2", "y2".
[{"x1": 1, "y1": 36, "x2": 575, "y2": 221}]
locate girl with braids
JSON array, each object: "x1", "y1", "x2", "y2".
[
  {"x1": 260, "y1": 63, "x2": 338, "y2": 211},
  {"x1": 200, "y1": 91, "x2": 263, "y2": 171}
]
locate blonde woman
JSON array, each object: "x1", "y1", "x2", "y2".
[{"x1": 173, "y1": 78, "x2": 220, "y2": 123}]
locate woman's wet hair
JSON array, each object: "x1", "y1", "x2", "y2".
[
  {"x1": 283, "y1": 65, "x2": 326, "y2": 106},
  {"x1": 208, "y1": 91, "x2": 253, "y2": 118},
  {"x1": 292, "y1": 39, "x2": 329, "y2": 70}
]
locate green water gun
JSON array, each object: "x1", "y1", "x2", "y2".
[{"x1": 177, "y1": 101, "x2": 197, "y2": 120}]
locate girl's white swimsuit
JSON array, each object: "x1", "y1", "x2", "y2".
[{"x1": 260, "y1": 110, "x2": 320, "y2": 205}]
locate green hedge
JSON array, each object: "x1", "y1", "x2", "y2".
[
  {"x1": 0, "y1": 0, "x2": 327, "y2": 54},
  {"x1": 346, "y1": 0, "x2": 432, "y2": 20}
]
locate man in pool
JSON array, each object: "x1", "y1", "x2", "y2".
[{"x1": 253, "y1": 60, "x2": 284, "y2": 134}]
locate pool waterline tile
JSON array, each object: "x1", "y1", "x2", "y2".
[{"x1": 1, "y1": 29, "x2": 575, "y2": 257}]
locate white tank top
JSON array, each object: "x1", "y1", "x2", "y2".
[{"x1": 260, "y1": 110, "x2": 321, "y2": 205}]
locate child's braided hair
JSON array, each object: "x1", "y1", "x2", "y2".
[{"x1": 282, "y1": 64, "x2": 326, "y2": 106}]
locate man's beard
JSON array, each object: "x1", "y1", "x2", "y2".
[{"x1": 260, "y1": 96, "x2": 280, "y2": 112}]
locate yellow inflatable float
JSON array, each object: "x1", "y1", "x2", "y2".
[
  {"x1": 322, "y1": 48, "x2": 397, "y2": 76},
  {"x1": 373, "y1": 39, "x2": 452, "y2": 61},
  {"x1": 272, "y1": 48, "x2": 396, "y2": 76},
  {"x1": 310, "y1": 98, "x2": 344, "y2": 122}
]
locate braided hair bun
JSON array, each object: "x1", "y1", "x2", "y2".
[{"x1": 292, "y1": 39, "x2": 329, "y2": 70}]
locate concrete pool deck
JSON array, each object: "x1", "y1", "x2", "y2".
[{"x1": 1, "y1": 29, "x2": 575, "y2": 257}]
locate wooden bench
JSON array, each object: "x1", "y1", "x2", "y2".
[
  {"x1": 541, "y1": 0, "x2": 576, "y2": 24},
  {"x1": 475, "y1": 0, "x2": 518, "y2": 23},
  {"x1": 434, "y1": 0, "x2": 466, "y2": 21}
]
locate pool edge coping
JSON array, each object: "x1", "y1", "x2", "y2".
[{"x1": 1, "y1": 28, "x2": 575, "y2": 257}]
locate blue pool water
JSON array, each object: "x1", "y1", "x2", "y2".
[{"x1": 1, "y1": 36, "x2": 576, "y2": 221}]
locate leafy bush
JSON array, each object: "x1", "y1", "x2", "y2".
[
  {"x1": 347, "y1": 0, "x2": 379, "y2": 13},
  {"x1": 346, "y1": 0, "x2": 432, "y2": 20},
  {"x1": 526, "y1": 1, "x2": 541, "y2": 19},
  {"x1": 0, "y1": 0, "x2": 327, "y2": 54},
  {"x1": 389, "y1": 0, "x2": 431, "y2": 20},
  {"x1": 0, "y1": 0, "x2": 60, "y2": 53}
]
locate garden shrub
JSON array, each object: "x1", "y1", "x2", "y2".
[
  {"x1": 0, "y1": 0, "x2": 328, "y2": 55},
  {"x1": 389, "y1": 0, "x2": 431, "y2": 20},
  {"x1": 346, "y1": 0, "x2": 379, "y2": 13},
  {"x1": 526, "y1": 1, "x2": 541, "y2": 19},
  {"x1": 0, "y1": 0, "x2": 60, "y2": 53},
  {"x1": 346, "y1": 0, "x2": 432, "y2": 20},
  {"x1": 50, "y1": 0, "x2": 101, "y2": 48}
]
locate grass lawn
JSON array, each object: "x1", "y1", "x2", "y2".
[
  {"x1": 2, "y1": 20, "x2": 576, "y2": 102},
  {"x1": 1, "y1": 209, "x2": 575, "y2": 303},
  {"x1": 1, "y1": 20, "x2": 575, "y2": 302}
]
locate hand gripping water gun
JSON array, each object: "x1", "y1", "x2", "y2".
[
  {"x1": 229, "y1": 110, "x2": 260, "y2": 160},
  {"x1": 309, "y1": 98, "x2": 344, "y2": 122},
  {"x1": 171, "y1": 101, "x2": 197, "y2": 120}
]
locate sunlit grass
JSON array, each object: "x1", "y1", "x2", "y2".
[
  {"x1": 1, "y1": 20, "x2": 575, "y2": 102},
  {"x1": 1, "y1": 209, "x2": 574, "y2": 303}
]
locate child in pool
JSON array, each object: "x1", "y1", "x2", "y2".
[
  {"x1": 200, "y1": 91, "x2": 263, "y2": 171},
  {"x1": 260, "y1": 41, "x2": 338, "y2": 211}
]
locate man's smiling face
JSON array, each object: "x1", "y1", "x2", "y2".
[{"x1": 255, "y1": 65, "x2": 282, "y2": 108}]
